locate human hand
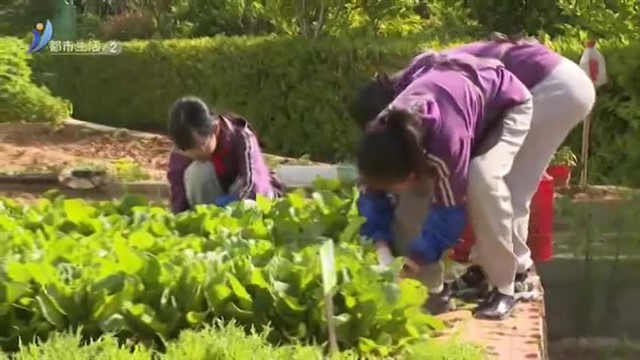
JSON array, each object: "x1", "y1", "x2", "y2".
[
  {"x1": 399, "y1": 258, "x2": 420, "y2": 279},
  {"x1": 375, "y1": 241, "x2": 394, "y2": 267}
]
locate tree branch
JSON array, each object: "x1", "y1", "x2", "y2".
[{"x1": 313, "y1": 4, "x2": 325, "y2": 39}]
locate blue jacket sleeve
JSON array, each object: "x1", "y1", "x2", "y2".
[
  {"x1": 357, "y1": 189, "x2": 395, "y2": 244},
  {"x1": 214, "y1": 194, "x2": 240, "y2": 207},
  {"x1": 408, "y1": 205, "x2": 466, "y2": 264}
]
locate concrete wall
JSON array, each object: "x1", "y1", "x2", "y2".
[
  {"x1": 541, "y1": 197, "x2": 640, "y2": 340},
  {"x1": 539, "y1": 257, "x2": 640, "y2": 339}
]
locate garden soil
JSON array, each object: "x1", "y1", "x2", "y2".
[{"x1": 0, "y1": 122, "x2": 316, "y2": 202}]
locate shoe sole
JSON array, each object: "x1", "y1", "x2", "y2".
[
  {"x1": 473, "y1": 306, "x2": 515, "y2": 320},
  {"x1": 422, "y1": 300, "x2": 457, "y2": 315},
  {"x1": 477, "y1": 289, "x2": 538, "y2": 306},
  {"x1": 452, "y1": 283, "x2": 491, "y2": 303},
  {"x1": 514, "y1": 289, "x2": 539, "y2": 302},
  {"x1": 473, "y1": 290, "x2": 538, "y2": 320}
]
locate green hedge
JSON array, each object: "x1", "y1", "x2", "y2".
[
  {"x1": 0, "y1": 37, "x2": 71, "y2": 124},
  {"x1": 29, "y1": 35, "x2": 469, "y2": 161},
  {"x1": 30, "y1": 35, "x2": 640, "y2": 185}
]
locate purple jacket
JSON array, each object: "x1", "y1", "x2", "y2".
[
  {"x1": 389, "y1": 56, "x2": 530, "y2": 207},
  {"x1": 413, "y1": 40, "x2": 562, "y2": 90},
  {"x1": 167, "y1": 115, "x2": 283, "y2": 213}
]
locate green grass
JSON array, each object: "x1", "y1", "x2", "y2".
[{"x1": 0, "y1": 321, "x2": 486, "y2": 360}]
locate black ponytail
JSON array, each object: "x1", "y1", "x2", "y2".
[
  {"x1": 349, "y1": 70, "x2": 404, "y2": 130},
  {"x1": 357, "y1": 107, "x2": 435, "y2": 187}
]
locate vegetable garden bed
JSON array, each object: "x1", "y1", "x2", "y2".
[
  {"x1": 0, "y1": 121, "x2": 566, "y2": 359},
  {"x1": 0, "y1": 186, "x2": 489, "y2": 358}
]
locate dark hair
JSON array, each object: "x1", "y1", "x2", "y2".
[
  {"x1": 349, "y1": 71, "x2": 403, "y2": 130},
  {"x1": 349, "y1": 51, "x2": 501, "y2": 131},
  {"x1": 488, "y1": 31, "x2": 538, "y2": 44},
  {"x1": 167, "y1": 96, "x2": 219, "y2": 150},
  {"x1": 357, "y1": 107, "x2": 434, "y2": 186}
]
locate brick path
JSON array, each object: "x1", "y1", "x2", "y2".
[{"x1": 437, "y1": 271, "x2": 547, "y2": 360}]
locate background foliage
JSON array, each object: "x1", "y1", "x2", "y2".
[
  {"x1": 28, "y1": 34, "x2": 640, "y2": 185},
  {"x1": 0, "y1": 37, "x2": 71, "y2": 124},
  {"x1": 0, "y1": 0, "x2": 638, "y2": 185},
  {"x1": 1, "y1": 0, "x2": 637, "y2": 40}
]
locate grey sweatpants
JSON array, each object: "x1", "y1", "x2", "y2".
[
  {"x1": 468, "y1": 57, "x2": 596, "y2": 295},
  {"x1": 183, "y1": 161, "x2": 225, "y2": 207},
  {"x1": 390, "y1": 179, "x2": 446, "y2": 294}
]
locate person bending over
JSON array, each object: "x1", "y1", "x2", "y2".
[
  {"x1": 350, "y1": 34, "x2": 595, "y2": 305},
  {"x1": 357, "y1": 54, "x2": 534, "y2": 319}
]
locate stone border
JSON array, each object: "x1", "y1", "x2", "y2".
[
  {"x1": 64, "y1": 118, "x2": 161, "y2": 139},
  {"x1": 0, "y1": 180, "x2": 168, "y2": 196}
]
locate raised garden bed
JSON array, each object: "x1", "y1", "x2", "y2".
[
  {"x1": 0, "y1": 121, "x2": 323, "y2": 202},
  {"x1": 0, "y1": 189, "x2": 491, "y2": 359}
]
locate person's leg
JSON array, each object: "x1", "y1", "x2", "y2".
[
  {"x1": 391, "y1": 180, "x2": 453, "y2": 315},
  {"x1": 453, "y1": 58, "x2": 596, "y2": 303},
  {"x1": 467, "y1": 97, "x2": 533, "y2": 319},
  {"x1": 183, "y1": 160, "x2": 225, "y2": 208},
  {"x1": 506, "y1": 57, "x2": 596, "y2": 274},
  {"x1": 416, "y1": 261, "x2": 455, "y2": 314},
  {"x1": 391, "y1": 181, "x2": 433, "y2": 257}
]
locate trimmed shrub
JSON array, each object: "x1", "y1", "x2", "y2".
[
  {"x1": 30, "y1": 35, "x2": 640, "y2": 185},
  {"x1": 0, "y1": 37, "x2": 71, "y2": 124},
  {"x1": 100, "y1": 9, "x2": 158, "y2": 41},
  {"x1": 29, "y1": 34, "x2": 469, "y2": 161}
]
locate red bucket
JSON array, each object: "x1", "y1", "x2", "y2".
[{"x1": 450, "y1": 173, "x2": 555, "y2": 263}]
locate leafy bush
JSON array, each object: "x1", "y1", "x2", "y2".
[
  {"x1": 100, "y1": 9, "x2": 158, "y2": 41},
  {"x1": 555, "y1": 0, "x2": 639, "y2": 41},
  {"x1": 31, "y1": 34, "x2": 639, "y2": 185},
  {"x1": 0, "y1": 187, "x2": 444, "y2": 357},
  {"x1": 0, "y1": 0, "x2": 57, "y2": 38},
  {"x1": 463, "y1": 0, "x2": 639, "y2": 38},
  {"x1": 545, "y1": 37, "x2": 640, "y2": 186},
  {"x1": 77, "y1": 13, "x2": 105, "y2": 40},
  {"x1": 29, "y1": 34, "x2": 468, "y2": 161},
  {"x1": 0, "y1": 37, "x2": 71, "y2": 123},
  {"x1": 0, "y1": 322, "x2": 326, "y2": 360},
  {"x1": 0, "y1": 321, "x2": 486, "y2": 360}
]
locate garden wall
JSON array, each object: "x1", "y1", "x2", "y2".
[
  {"x1": 542, "y1": 195, "x2": 640, "y2": 339},
  {"x1": 29, "y1": 35, "x2": 640, "y2": 186}
]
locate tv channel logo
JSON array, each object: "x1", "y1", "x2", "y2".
[{"x1": 28, "y1": 20, "x2": 53, "y2": 54}]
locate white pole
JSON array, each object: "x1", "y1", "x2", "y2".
[
  {"x1": 579, "y1": 114, "x2": 592, "y2": 190},
  {"x1": 578, "y1": 39, "x2": 603, "y2": 191}
]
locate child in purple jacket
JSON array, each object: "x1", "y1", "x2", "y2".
[
  {"x1": 350, "y1": 35, "x2": 595, "y2": 319},
  {"x1": 357, "y1": 54, "x2": 533, "y2": 319},
  {"x1": 166, "y1": 97, "x2": 283, "y2": 213}
]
